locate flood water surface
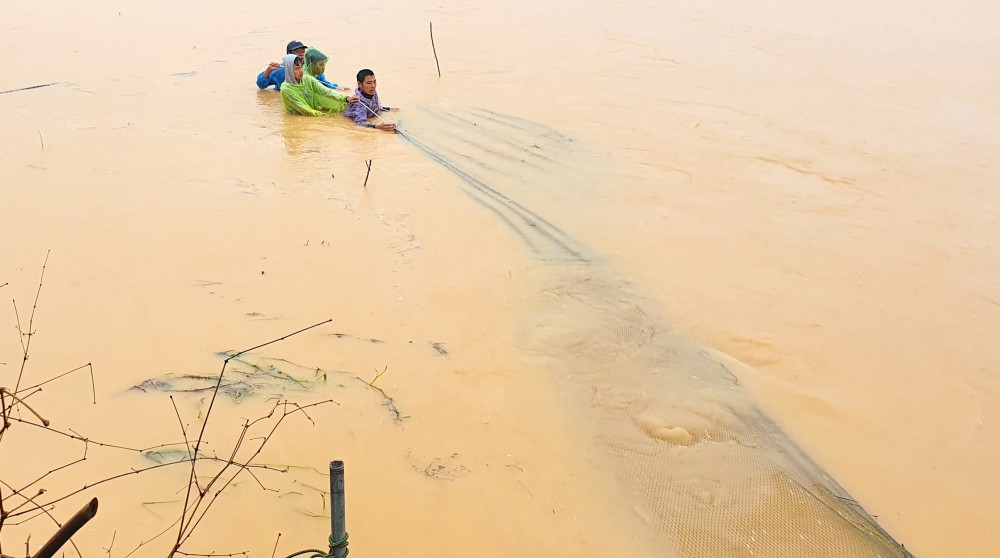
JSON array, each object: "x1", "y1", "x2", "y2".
[{"x1": 1, "y1": 1, "x2": 998, "y2": 557}]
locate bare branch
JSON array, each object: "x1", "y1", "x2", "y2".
[
  {"x1": 103, "y1": 531, "x2": 115, "y2": 558},
  {"x1": 12, "y1": 300, "x2": 26, "y2": 356},
  {"x1": 226, "y1": 320, "x2": 333, "y2": 359},
  {"x1": 15, "y1": 364, "x2": 95, "y2": 406},
  {"x1": 0, "y1": 482, "x2": 6, "y2": 549},
  {"x1": 175, "y1": 320, "x2": 331, "y2": 551},
  {"x1": 2, "y1": 487, "x2": 45, "y2": 516},
  {"x1": 0, "y1": 388, "x2": 50, "y2": 427},
  {"x1": 243, "y1": 468, "x2": 274, "y2": 492},
  {"x1": 11, "y1": 387, "x2": 42, "y2": 403},
  {"x1": 2, "y1": 296, "x2": 335, "y2": 558},
  {"x1": 5, "y1": 461, "x2": 183, "y2": 520},
  {"x1": 270, "y1": 533, "x2": 281, "y2": 558},
  {"x1": 4, "y1": 506, "x2": 51, "y2": 526},
  {"x1": 14, "y1": 251, "x2": 50, "y2": 395},
  {"x1": 122, "y1": 513, "x2": 186, "y2": 558},
  {"x1": 1, "y1": 390, "x2": 9, "y2": 435},
  {"x1": 169, "y1": 397, "x2": 199, "y2": 495},
  {"x1": 286, "y1": 401, "x2": 317, "y2": 426},
  {"x1": 4, "y1": 455, "x2": 86, "y2": 505},
  {"x1": 6, "y1": 419, "x2": 146, "y2": 452},
  {"x1": 173, "y1": 400, "x2": 333, "y2": 551}
]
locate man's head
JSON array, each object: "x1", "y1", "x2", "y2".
[
  {"x1": 304, "y1": 47, "x2": 328, "y2": 77},
  {"x1": 292, "y1": 56, "x2": 304, "y2": 82},
  {"x1": 286, "y1": 40, "x2": 308, "y2": 58},
  {"x1": 357, "y1": 69, "x2": 376, "y2": 96}
]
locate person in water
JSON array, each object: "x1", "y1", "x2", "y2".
[
  {"x1": 280, "y1": 55, "x2": 360, "y2": 116},
  {"x1": 257, "y1": 41, "x2": 338, "y2": 90},
  {"x1": 303, "y1": 48, "x2": 345, "y2": 90},
  {"x1": 344, "y1": 69, "x2": 396, "y2": 131}
]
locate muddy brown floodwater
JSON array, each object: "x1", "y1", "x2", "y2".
[{"x1": 1, "y1": 1, "x2": 998, "y2": 557}]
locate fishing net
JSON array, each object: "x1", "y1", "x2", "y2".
[
  {"x1": 521, "y1": 268, "x2": 914, "y2": 558},
  {"x1": 396, "y1": 106, "x2": 916, "y2": 558}
]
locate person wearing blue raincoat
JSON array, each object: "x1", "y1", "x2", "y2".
[{"x1": 257, "y1": 40, "x2": 338, "y2": 90}]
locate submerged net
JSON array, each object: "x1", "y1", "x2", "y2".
[
  {"x1": 397, "y1": 106, "x2": 915, "y2": 558},
  {"x1": 522, "y1": 269, "x2": 914, "y2": 558}
]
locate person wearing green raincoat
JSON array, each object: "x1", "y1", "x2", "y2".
[
  {"x1": 303, "y1": 47, "x2": 342, "y2": 90},
  {"x1": 279, "y1": 55, "x2": 359, "y2": 116}
]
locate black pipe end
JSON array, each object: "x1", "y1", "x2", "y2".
[{"x1": 330, "y1": 460, "x2": 344, "y2": 472}]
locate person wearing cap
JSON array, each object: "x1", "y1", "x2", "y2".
[{"x1": 256, "y1": 41, "x2": 338, "y2": 91}]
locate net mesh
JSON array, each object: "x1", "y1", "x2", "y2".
[{"x1": 397, "y1": 106, "x2": 915, "y2": 558}]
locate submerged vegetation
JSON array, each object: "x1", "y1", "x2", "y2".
[{"x1": 0, "y1": 255, "x2": 345, "y2": 558}]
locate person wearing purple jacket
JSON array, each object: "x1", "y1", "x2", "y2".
[{"x1": 344, "y1": 69, "x2": 396, "y2": 131}]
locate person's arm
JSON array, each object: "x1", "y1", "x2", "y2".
[
  {"x1": 317, "y1": 86, "x2": 349, "y2": 102},
  {"x1": 344, "y1": 102, "x2": 371, "y2": 125},
  {"x1": 282, "y1": 91, "x2": 326, "y2": 117},
  {"x1": 291, "y1": 101, "x2": 325, "y2": 116},
  {"x1": 345, "y1": 103, "x2": 394, "y2": 130},
  {"x1": 257, "y1": 62, "x2": 281, "y2": 89},
  {"x1": 315, "y1": 74, "x2": 339, "y2": 89}
]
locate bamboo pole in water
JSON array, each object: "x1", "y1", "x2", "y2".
[
  {"x1": 329, "y1": 461, "x2": 347, "y2": 558},
  {"x1": 33, "y1": 498, "x2": 98, "y2": 558}
]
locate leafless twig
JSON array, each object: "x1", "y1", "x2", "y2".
[
  {"x1": 0, "y1": 389, "x2": 50, "y2": 431},
  {"x1": 103, "y1": 531, "x2": 115, "y2": 558},
  {"x1": 173, "y1": 320, "x2": 331, "y2": 555},
  {"x1": 14, "y1": 251, "x2": 50, "y2": 395},
  {"x1": 269, "y1": 533, "x2": 281, "y2": 558},
  {"x1": 170, "y1": 399, "x2": 333, "y2": 555},
  {"x1": 15, "y1": 364, "x2": 96, "y2": 405},
  {"x1": 169, "y1": 397, "x2": 199, "y2": 495},
  {"x1": 3, "y1": 263, "x2": 338, "y2": 558}
]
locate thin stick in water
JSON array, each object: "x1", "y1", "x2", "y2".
[
  {"x1": 430, "y1": 22, "x2": 441, "y2": 78},
  {"x1": 0, "y1": 83, "x2": 57, "y2": 95},
  {"x1": 363, "y1": 160, "x2": 372, "y2": 188},
  {"x1": 270, "y1": 533, "x2": 281, "y2": 558}
]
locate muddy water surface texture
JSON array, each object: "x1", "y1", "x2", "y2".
[{"x1": 2, "y1": 1, "x2": 998, "y2": 558}]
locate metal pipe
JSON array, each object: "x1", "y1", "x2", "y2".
[
  {"x1": 33, "y1": 498, "x2": 98, "y2": 558},
  {"x1": 329, "y1": 461, "x2": 347, "y2": 558}
]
